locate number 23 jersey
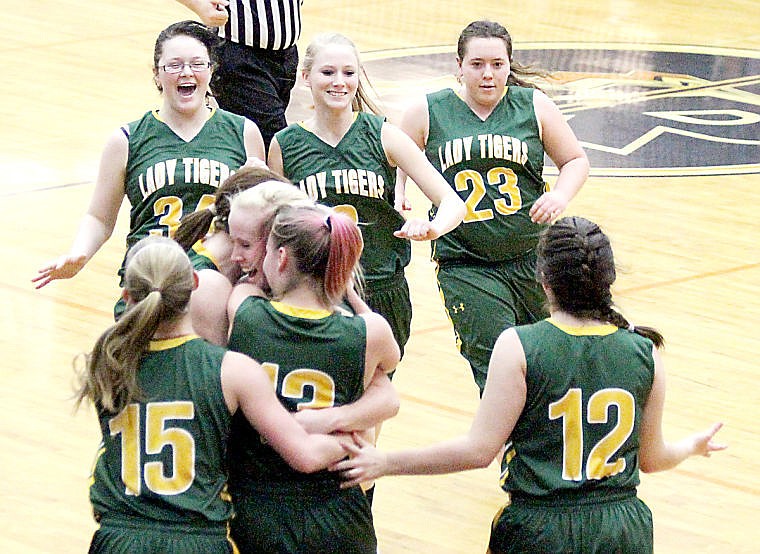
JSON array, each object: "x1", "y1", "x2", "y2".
[{"x1": 426, "y1": 87, "x2": 548, "y2": 263}]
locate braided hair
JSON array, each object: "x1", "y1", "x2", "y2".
[{"x1": 537, "y1": 216, "x2": 663, "y2": 347}]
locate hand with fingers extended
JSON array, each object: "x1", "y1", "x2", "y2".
[
  {"x1": 691, "y1": 422, "x2": 728, "y2": 458},
  {"x1": 32, "y1": 254, "x2": 88, "y2": 289},
  {"x1": 331, "y1": 433, "x2": 387, "y2": 489},
  {"x1": 393, "y1": 217, "x2": 440, "y2": 241}
]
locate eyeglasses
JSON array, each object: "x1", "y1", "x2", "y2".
[{"x1": 158, "y1": 61, "x2": 212, "y2": 74}]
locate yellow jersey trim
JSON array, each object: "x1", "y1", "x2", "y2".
[
  {"x1": 297, "y1": 111, "x2": 359, "y2": 133},
  {"x1": 149, "y1": 335, "x2": 201, "y2": 351},
  {"x1": 270, "y1": 301, "x2": 332, "y2": 319},
  {"x1": 546, "y1": 318, "x2": 618, "y2": 336},
  {"x1": 192, "y1": 240, "x2": 220, "y2": 268}
]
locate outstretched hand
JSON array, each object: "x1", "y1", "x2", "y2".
[
  {"x1": 394, "y1": 217, "x2": 440, "y2": 241},
  {"x1": 330, "y1": 432, "x2": 387, "y2": 488},
  {"x1": 32, "y1": 254, "x2": 87, "y2": 289},
  {"x1": 692, "y1": 422, "x2": 728, "y2": 457}
]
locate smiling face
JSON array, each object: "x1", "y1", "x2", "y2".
[
  {"x1": 261, "y1": 235, "x2": 286, "y2": 297},
  {"x1": 458, "y1": 37, "x2": 511, "y2": 109},
  {"x1": 303, "y1": 43, "x2": 360, "y2": 111},
  {"x1": 154, "y1": 34, "x2": 212, "y2": 114},
  {"x1": 228, "y1": 206, "x2": 271, "y2": 288}
]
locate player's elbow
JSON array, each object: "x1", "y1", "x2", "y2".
[
  {"x1": 473, "y1": 452, "x2": 494, "y2": 469},
  {"x1": 385, "y1": 393, "x2": 400, "y2": 419},
  {"x1": 638, "y1": 453, "x2": 665, "y2": 474}
]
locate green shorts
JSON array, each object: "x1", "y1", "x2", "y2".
[
  {"x1": 89, "y1": 518, "x2": 235, "y2": 554},
  {"x1": 488, "y1": 490, "x2": 653, "y2": 554},
  {"x1": 436, "y1": 250, "x2": 547, "y2": 395},
  {"x1": 230, "y1": 483, "x2": 376, "y2": 554},
  {"x1": 364, "y1": 272, "x2": 412, "y2": 365}
]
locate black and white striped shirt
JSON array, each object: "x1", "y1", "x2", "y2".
[{"x1": 220, "y1": 0, "x2": 302, "y2": 50}]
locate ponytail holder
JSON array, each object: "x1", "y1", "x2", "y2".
[
  {"x1": 208, "y1": 204, "x2": 217, "y2": 216},
  {"x1": 325, "y1": 214, "x2": 332, "y2": 232},
  {"x1": 627, "y1": 323, "x2": 635, "y2": 332}
]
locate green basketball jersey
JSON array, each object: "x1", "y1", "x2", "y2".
[
  {"x1": 425, "y1": 87, "x2": 548, "y2": 263},
  {"x1": 89, "y1": 336, "x2": 234, "y2": 525},
  {"x1": 120, "y1": 108, "x2": 247, "y2": 280},
  {"x1": 502, "y1": 319, "x2": 655, "y2": 497},
  {"x1": 275, "y1": 112, "x2": 409, "y2": 282},
  {"x1": 227, "y1": 296, "x2": 366, "y2": 489},
  {"x1": 188, "y1": 240, "x2": 220, "y2": 272}
]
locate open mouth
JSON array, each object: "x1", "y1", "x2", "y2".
[{"x1": 177, "y1": 84, "x2": 197, "y2": 97}]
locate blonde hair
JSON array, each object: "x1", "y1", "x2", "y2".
[
  {"x1": 302, "y1": 32, "x2": 383, "y2": 115},
  {"x1": 229, "y1": 180, "x2": 312, "y2": 238},
  {"x1": 75, "y1": 237, "x2": 194, "y2": 413},
  {"x1": 174, "y1": 167, "x2": 290, "y2": 250}
]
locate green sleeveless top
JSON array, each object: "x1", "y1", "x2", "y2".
[
  {"x1": 89, "y1": 336, "x2": 233, "y2": 525},
  {"x1": 188, "y1": 240, "x2": 220, "y2": 272},
  {"x1": 227, "y1": 297, "x2": 366, "y2": 490},
  {"x1": 426, "y1": 87, "x2": 548, "y2": 263},
  {"x1": 121, "y1": 107, "x2": 247, "y2": 280},
  {"x1": 275, "y1": 112, "x2": 409, "y2": 282},
  {"x1": 502, "y1": 319, "x2": 655, "y2": 498}
]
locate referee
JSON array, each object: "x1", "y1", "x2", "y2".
[{"x1": 177, "y1": 0, "x2": 302, "y2": 150}]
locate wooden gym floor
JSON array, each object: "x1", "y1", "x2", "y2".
[{"x1": 1, "y1": 1, "x2": 758, "y2": 552}]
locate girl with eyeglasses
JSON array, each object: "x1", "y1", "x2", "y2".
[{"x1": 33, "y1": 20, "x2": 265, "y2": 319}]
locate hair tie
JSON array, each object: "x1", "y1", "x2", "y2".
[
  {"x1": 325, "y1": 215, "x2": 332, "y2": 232},
  {"x1": 208, "y1": 204, "x2": 217, "y2": 216},
  {"x1": 627, "y1": 323, "x2": 635, "y2": 332}
]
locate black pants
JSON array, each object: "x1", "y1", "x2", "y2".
[{"x1": 212, "y1": 40, "x2": 299, "y2": 150}]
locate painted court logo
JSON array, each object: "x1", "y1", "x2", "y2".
[{"x1": 362, "y1": 43, "x2": 760, "y2": 177}]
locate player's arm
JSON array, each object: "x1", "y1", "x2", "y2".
[
  {"x1": 638, "y1": 346, "x2": 726, "y2": 472},
  {"x1": 332, "y1": 328, "x2": 526, "y2": 486},
  {"x1": 393, "y1": 95, "x2": 430, "y2": 213},
  {"x1": 222, "y1": 351, "x2": 348, "y2": 472},
  {"x1": 381, "y1": 123, "x2": 465, "y2": 241},
  {"x1": 242, "y1": 118, "x2": 266, "y2": 166},
  {"x1": 33, "y1": 128, "x2": 127, "y2": 288},
  {"x1": 190, "y1": 269, "x2": 233, "y2": 345},
  {"x1": 266, "y1": 136, "x2": 285, "y2": 176},
  {"x1": 294, "y1": 312, "x2": 400, "y2": 434},
  {"x1": 530, "y1": 90, "x2": 589, "y2": 224}
]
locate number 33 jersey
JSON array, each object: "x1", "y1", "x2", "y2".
[{"x1": 120, "y1": 108, "x2": 247, "y2": 280}]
